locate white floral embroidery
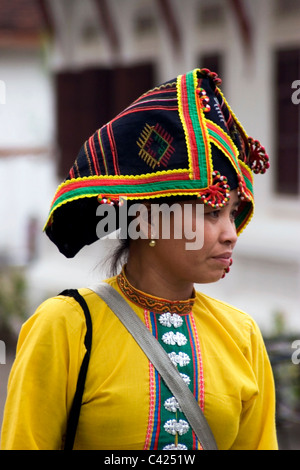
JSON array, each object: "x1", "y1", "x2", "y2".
[
  {"x1": 163, "y1": 444, "x2": 188, "y2": 450},
  {"x1": 162, "y1": 331, "x2": 187, "y2": 346},
  {"x1": 164, "y1": 419, "x2": 190, "y2": 436},
  {"x1": 180, "y1": 373, "x2": 191, "y2": 386},
  {"x1": 168, "y1": 351, "x2": 190, "y2": 367},
  {"x1": 164, "y1": 396, "x2": 182, "y2": 413},
  {"x1": 158, "y1": 312, "x2": 183, "y2": 328}
]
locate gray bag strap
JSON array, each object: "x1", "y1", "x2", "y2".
[{"x1": 89, "y1": 282, "x2": 218, "y2": 450}]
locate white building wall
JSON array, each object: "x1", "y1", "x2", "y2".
[{"x1": 0, "y1": 48, "x2": 56, "y2": 265}]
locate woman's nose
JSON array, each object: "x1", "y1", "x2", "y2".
[{"x1": 219, "y1": 218, "x2": 238, "y2": 246}]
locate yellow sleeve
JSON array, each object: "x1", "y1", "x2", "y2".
[
  {"x1": 230, "y1": 318, "x2": 278, "y2": 450},
  {"x1": 0, "y1": 295, "x2": 87, "y2": 450}
]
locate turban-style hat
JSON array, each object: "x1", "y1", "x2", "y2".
[{"x1": 44, "y1": 68, "x2": 269, "y2": 257}]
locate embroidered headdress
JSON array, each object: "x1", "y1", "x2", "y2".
[{"x1": 44, "y1": 68, "x2": 269, "y2": 257}]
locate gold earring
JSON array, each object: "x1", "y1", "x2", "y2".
[{"x1": 149, "y1": 239, "x2": 156, "y2": 247}]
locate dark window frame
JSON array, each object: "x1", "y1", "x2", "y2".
[
  {"x1": 274, "y1": 48, "x2": 300, "y2": 196},
  {"x1": 55, "y1": 63, "x2": 155, "y2": 178}
]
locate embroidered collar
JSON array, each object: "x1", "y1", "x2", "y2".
[{"x1": 117, "y1": 268, "x2": 195, "y2": 315}]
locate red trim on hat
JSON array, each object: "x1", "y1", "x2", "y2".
[
  {"x1": 107, "y1": 122, "x2": 120, "y2": 176},
  {"x1": 179, "y1": 74, "x2": 200, "y2": 180},
  {"x1": 88, "y1": 136, "x2": 101, "y2": 175},
  {"x1": 51, "y1": 171, "x2": 192, "y2": 202}
]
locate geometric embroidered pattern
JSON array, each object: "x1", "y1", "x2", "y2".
[
  {"x1": 117, "y1": 271, "x2": 195, "y2": 315},
  {"x1": 115, "y1": 268, "x2": 204, "y2": 451},
  {"x1": 143, "y1": 309, "x2": 204, "y2": 451},
  {"x1": 44, "y1": 68, "x2": 267, "y2": 259},
  {"x1": 137, "y1": 123, "x2": 175, "y2": 169}
]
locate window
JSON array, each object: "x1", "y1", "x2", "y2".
[
  {"x1": 275, "y1": 0, "x2": 300, "y2": 17},
  {"x1": 196, "y1": 0, "x2": 225, "y2": 27},
  {"x1": 274, "y1": 48, "x2": 300, "y2": 195},
  {"x1": 55, "y1": 63, "x2": 155, "y2": 177}
]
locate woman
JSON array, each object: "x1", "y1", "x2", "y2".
[{"x1": 1, "y1": 68, "x2": 277, "y2": 450}]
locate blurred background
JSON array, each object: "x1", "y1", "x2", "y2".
[{"x1": 0, "y1": 0, "x2": 300, "y2": 449}]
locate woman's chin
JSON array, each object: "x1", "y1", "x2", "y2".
[{"x1": 194, "y1": 270, "x2": 225, "y2": 285}]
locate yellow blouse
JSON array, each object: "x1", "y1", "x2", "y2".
[{"x1": 1, "y1": 271, "x2": 278, "y2": 450}]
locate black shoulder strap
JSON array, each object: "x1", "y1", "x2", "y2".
[{"x1": 59, "y1": 289, "x2": 92, "y2": 451}]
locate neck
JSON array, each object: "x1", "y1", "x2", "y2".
[{"x1": 125, "y1": 254, "x2": 194, "y2": 302}]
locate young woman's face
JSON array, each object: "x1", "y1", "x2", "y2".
[{"x1": 150, "y1": 190, "x2": 239, "y2": 285}]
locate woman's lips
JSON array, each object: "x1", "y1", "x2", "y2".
[{"x1": 211, "y1": 253, "x2": 232, "y2": 266}]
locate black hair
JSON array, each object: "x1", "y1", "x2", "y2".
[{"x1": 109, "y1": 238, "x2": 131, "y2": 276}]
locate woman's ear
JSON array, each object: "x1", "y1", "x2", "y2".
[
  {"x1": 136, "y1": 202, "x2": 150, "y2": 239},
  {"x1": 128, "y1": 202, "x2": 156, "y2": 240},
  {"x1": 139, "y1": 202, "x2": 158, "y2": 240}
]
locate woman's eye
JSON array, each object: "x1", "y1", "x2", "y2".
[
  {"x1": 231, "y1": 210, "x2": 239, "y2": 221},
  {"x1": 208, "y1": 210, "x2": 220, "y2": 219}
]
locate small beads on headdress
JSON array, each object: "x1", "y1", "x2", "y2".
[
  {"x1": 237, "y1": 175, "x2": 252, "y2": 202},
  {"x1": 248, "y1": 137, "x2": 270, "y2": 174},
  {"x1": 200, "y1": 68, "x2": 222, "y2": 87},
  {"x1": 198, "y1": 171, "x2": 230, "y2": 208},
  {"x1": 97, "y1": 194, "x2": 123, "y2": 206},
  {"x1": 196, "y1": 87, "x2": 211, "y2": 113}
]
